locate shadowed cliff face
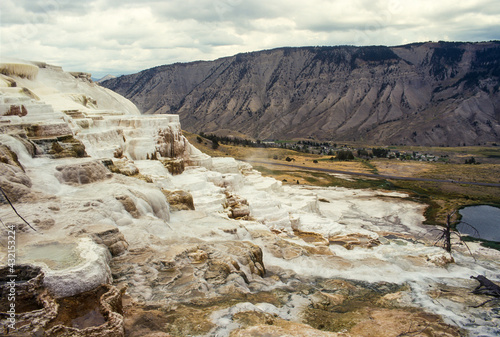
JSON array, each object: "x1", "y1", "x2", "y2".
[{"x1": 102, "y1": 42, "x2": 500, "y2": 145}]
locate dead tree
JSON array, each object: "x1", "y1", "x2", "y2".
[
  {"x1": 470, "y1": 275, "x2": 500, "y2": 307},
  {"x1": 432, "y1": 210, "x2": 476, "y2": 258}
]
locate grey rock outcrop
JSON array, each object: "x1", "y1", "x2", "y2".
[
  {"x1": 0, "y1": 163, "x2": 32, "y2": 203},
  {"x1": 0, "y1": 143, "x2": 32, "y2": 203},
  {"x1": 103, "y1": 41, "x2": 500, "y2": 145},
  {"x1": 55, "y1": 161, "x2": 112, "y2": 185}
]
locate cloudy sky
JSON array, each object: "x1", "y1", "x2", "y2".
[{"x1": 1, "y1": 0, "x2": 499, "y2": 78}]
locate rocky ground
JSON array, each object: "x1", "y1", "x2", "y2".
[
  {"x1": 2, "y1": 153, "x2": 499, "y2": 336},
  {"x1": 1, "y1": 60, "x2": 499, "y2": 336}
]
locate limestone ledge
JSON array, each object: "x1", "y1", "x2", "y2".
[
  {"x1": 0, "y1": 66, "x2": 206, "y2": 165},
  {"x1": 17, "y1": 238, "x2": 113, "y2": 299}
]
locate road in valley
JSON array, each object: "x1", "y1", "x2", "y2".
[{"x1": 242, "y1": 159, "x2": 500, "y2": 188}]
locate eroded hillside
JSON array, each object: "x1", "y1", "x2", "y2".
[{"x1": 102, "y1": 41, "x2": 500, "y2": 146}]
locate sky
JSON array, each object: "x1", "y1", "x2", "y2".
[{"x1": 1, "y1": 0, "x2": 499, "y2": 79}]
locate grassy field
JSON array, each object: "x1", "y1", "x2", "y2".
[{"x1": 184, "y1": 131, "x2": 500, "y2": 227}]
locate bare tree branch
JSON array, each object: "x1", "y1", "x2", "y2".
[{"x1": 0, "y1": 186, "x2": 37, "y2": 231}]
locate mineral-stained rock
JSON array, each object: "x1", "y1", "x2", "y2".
[
  {"x1": 246, "y1": 243, "x2": 265, "y2": 278},
  {"x1": 56, "y1": 160, "x2": 112, "y2": 185},
  {"x1": 6, "y1": 105, "x2": 28, "y2": 116},
  {"x1": 0, "y1": 144, "x2": 25, "y2": 169},
  {"x1": 25, "y1": 122, "x2": 73, "y2": 139},
  {"x1": 255, "y1": 229, "x2": 334, "y2": 260},
  {"x1": 187, "y1": 250, "x2": 208, "y2": 264},
  {"x1": 328, "y1": 233, "x2": 381, "y2": 249},
  {"x1": 156, "y1": 127, "x2": 184, "y2": 158},
  {"x1": 348, "y1": 308, "x2": 461, "y2": 337},
  {"x1": 115, "y1": 188, "x2": 170, "y2": 221},
  {"x1": 159, "y1": 158, "x2": 184, "y2": 175},
  {"x1": 108, "y1": 158, "x2": 140, "y2": 176},
  {"x1": 310, "y1": 291, "x2": 347, "y2": 310},
  {"x1": 294, "y1": 229, "x2": 330, "y2": 246},
  {"x1": 45, "y1": 284, "x2": 126, "y2": 337},
  {"x1": 225, "y1": 191, "x2": 251, "y2": 219},
  {"x1": 32, "y1": 136, "x2": 88, "y2": 158},
  {"x1": 0, "y1": 265, "x2": 45, "y2": 308},
  {"x1": 0, "y1": 265, "x2": 58, "y2": 336},
  {"x1": 115, "y1": 195, "x2": 140, "y2": 218},
  {"x1": 0, "y1": 162, "x2": 32, "y2": 203},
  {"x1": 0, "y1": 135, "x2": 37, "y2": 159},
  {"x1": 301, "y1": 280, "x2": 462, "y2": 335},
  {"x1": 124, "y1": 300, "x2": 214, "y2": 337},
  {"x1": 109, "y1": 242, "x2": 129, "y2": 257},
  {"x1": 110, "y1": 241, "x2": 266, "y2": 304},
  {"x1": 230, "y1": 320, "x2": 346, "y2": 337},
  {"x1": 84, "y1": 223, "x2": 129, "y2": 257},
  {"x1": 69, "y1": 72, "x2": 93, "y2": 82},
  {"x1": 427, "y1": 282, "x2": 497, "y2": 308},
  {"x1": 140, "y1": 333, "x2": 172, "y2": 337},
  {"x1": 204, "y1": 261, "x2": 232, "y2": 284},
  {"x1": 213, "y1": 241, "x2": 266, "y2": 278},
  {"x1": 0, "y1": 163, "x2": 31, "y2": 188},
  {"x1": 122, "y1": 302, "x2": 175, "y2": 337},
  {"x1": 425, "y1": 251, "x2": 455, "y2": 266},
  {"x1": 32, "y1": 218, "x2": 56, "y2": 230},
  {"x1": 162, "y1": 189, "x2": 195, "y2": 211},
  {"x1": 230, "y1": 206, "x2": 250, "y2": 219}
]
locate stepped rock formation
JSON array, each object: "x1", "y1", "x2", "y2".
[
  {"x1": 102, "y1": 41, "x2": 500, "y2": 145},
  {"x1": 1, "y1": 59, "x2": 500, "y2": 336},
  {"x1": 0, "y1": 59, "x2": 210, "y2": 166}
]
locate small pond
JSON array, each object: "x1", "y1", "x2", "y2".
[
  {"x1": 18, "y1": 242, "x2": 83, "y2": 270},
  {"x1": 456, "y1": 205, "x2": 500, "y2": 242}
]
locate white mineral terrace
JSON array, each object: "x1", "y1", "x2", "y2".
[
  {"x1": 0, "y1": 134, "x2": 499, "y2": 335},
  {"x1": 0, "y1": 60, "x2": 499, "y2": 336}
]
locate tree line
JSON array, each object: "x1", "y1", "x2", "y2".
[{"x1": 198, "y1": 133, "x2": 268, "y2": 149}]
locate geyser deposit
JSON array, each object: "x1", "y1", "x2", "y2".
[{"x1": 1, "y1": 60, "x2": 499, "y2": 336}]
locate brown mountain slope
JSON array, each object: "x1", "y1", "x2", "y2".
[{"x1": 102, "y1": 41, "x2": 500, "y2": 145}]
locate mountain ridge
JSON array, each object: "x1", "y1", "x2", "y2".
[{"x1": 102, "y1": 41, "x2": 500, "y2": 145}]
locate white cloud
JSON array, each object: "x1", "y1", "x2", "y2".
[{"x1": 0, "y1": 0, "x2": 498, "y2": 78}]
